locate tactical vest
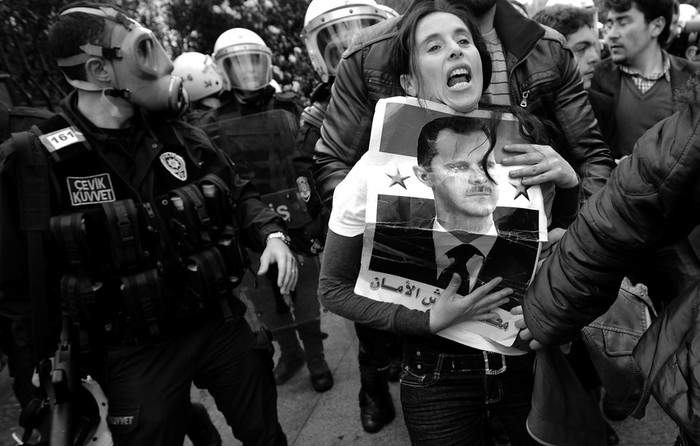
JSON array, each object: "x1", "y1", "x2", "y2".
[{"x1": 22, "y1": 114, "x2": 249, "y2": 346}]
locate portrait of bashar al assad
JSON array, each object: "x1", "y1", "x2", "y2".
[
  {"x1": 368, "y1": 115, "x2": 539, "y2": 302},
  {"x1": 413, "y1": 115, "x2": 501, "y2": 236}
]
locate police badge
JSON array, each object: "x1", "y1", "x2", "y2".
[{"x1": 159, "y1": 152, "x2": 188, "y2": 181}]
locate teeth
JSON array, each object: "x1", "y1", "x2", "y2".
[
  {"x1": 449, "y1": 81, "x2": 470, "y2": 90},
  {"x1": 447, "y1": 66, "x2": 471, "y2": 88}
]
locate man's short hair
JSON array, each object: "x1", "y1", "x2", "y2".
[
  {"x1": 532, "y1": 5, "x2": 596, "y2": 38},
  {"x1": 603, "y1": 0, "x2": 675, "y2": 43},
  {"x1": 416, "y1": 115, "x2": 494, "y2": 169},
  {"x1": 48, "y1": 2, "x2": 130, "y2": 81}
]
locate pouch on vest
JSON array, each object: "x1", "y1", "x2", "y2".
[
  {"x1": 120, "y1": 269, "x2": 166, "y2": 343},
  {"x1": 50, "y1": 213, "x2": 95, "y2": 270},
  {"x1": 168, "y1": 184, "x2": 213, "y2": 253},
  {"x1": 185, "y1": 247, "x2": 233, "y2": 322},
  {"x1": 101, "y1": 199, "x2": 148, "y2": 271},
  {"x1": 216, "y1": 225, "x2": 249, "y2": 289},
  {"x1": 60, "y1": 275, "x2": 113, "y2": 336},
  {"x1": 200, "y1": 173, "x2": 235, "y2": 236}
]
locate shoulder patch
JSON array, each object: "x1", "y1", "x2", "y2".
[{"x1": 38, "y1": 126, "x2": 86, "y2": 153}]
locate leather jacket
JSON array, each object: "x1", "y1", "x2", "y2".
[
  {"x1": 523, "y1": 92, "x2": 700, "y2": 440},
  {"x1": 313, "y1": 0, "x2": 615, "y2": 208}
]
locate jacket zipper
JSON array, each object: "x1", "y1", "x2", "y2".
[{"x1": 520, "y1": 90, "x2": 530, "y2": 108}]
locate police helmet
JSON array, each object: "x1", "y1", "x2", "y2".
[
  {"x1": 213, "y1": 28, "x2": 272, "y2": 92},
  {"x1": 172, "y1": 52, "x2": 225, "y2": 102},
  {"x1": 302, "y1": 0, "x2": 394, "y2": 83}
]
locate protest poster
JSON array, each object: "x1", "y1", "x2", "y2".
[{"x1": 355, "y1": 97, "x2": 548, "y2": 348}]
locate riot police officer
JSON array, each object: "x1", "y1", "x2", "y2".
[
  {"x1": 0, "y1": 3, "x2": 296, "y2": 444},
  {"x1": 299, "y1": 0, "x2": 398, "y2": 432},
  {"x1": 212, "y1": 28, "x2": 302, "y2": 119},
  {"x1": 206, "y1": 27, "x2": 332, "y2": 392}
]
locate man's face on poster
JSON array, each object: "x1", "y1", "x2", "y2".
[{"x1": 415, "y1": 128, "x2": 499, "y2": 225}]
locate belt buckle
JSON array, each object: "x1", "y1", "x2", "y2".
[{"x1": 483, "y1": 351, "x2": 506, "y2": 375}]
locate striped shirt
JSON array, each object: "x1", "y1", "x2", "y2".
[{"x1": 481, "y1": 29, "x2": 511, "y2": 106}]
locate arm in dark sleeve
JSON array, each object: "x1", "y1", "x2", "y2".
[
  {"x1": 319, "y1": 229, "x2": 431, "y2": 336},
  {"x1": 523, "y1": 106, "x2": 700, "y2": 345},
  {"x1": 223, "y1": 154, "x2": 286, "y2": 252},
  {"x1": 312, "y1": 49, "x2": 373, "y2": 209},
  {"x1": 550, "y1": 42, "x2": 616, "y2": 203},
  {"x1": 551, "y1": 183, "x2": 581, "y2": 229}
]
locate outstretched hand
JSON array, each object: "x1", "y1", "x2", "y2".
[
  {"x1": 511, "y1": 306, "x2": 543, "y2": 351},
  {"x1": 502, "y1": 144, "x2": 579, "y2": 188},
  {"x1": 258, "y1": 239, "x2": 298, "y2": 295},
  {"x1": 429, "y1": 275, "x2": 512, "y2": 333}
]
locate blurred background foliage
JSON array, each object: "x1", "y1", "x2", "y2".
[{"x1": 0, "y1": 0, "x2": 410, "y2": 109}]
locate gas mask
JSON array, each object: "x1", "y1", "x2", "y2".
[{"x1": 56, "y1": 6, "x2": 189, "y2": 118}]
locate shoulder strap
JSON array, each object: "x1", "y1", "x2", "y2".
[
  {"x1": 15, "y1": 128, "x2": 51, "y2": 230},
  {"x1": 13, "y1": 127, "x2": 51, "y2": 360}
]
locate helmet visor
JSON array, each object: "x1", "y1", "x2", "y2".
[
  {"x1": 316, "y1": 17, "x2": 382, "y2": 76},
  {"x1": 220, "y1": 50, "x2": 272, "y2": 91}
]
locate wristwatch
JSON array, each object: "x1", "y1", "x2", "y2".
[{"x1": 266, "y1": 231, "x2": 291, "y2": 246}]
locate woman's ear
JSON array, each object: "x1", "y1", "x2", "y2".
[{"x1": 400, "y1": 74, "x2": 417, "y2": 96}]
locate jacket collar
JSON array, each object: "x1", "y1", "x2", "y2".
[
  {"x1": 59, "y1": 90, "x2": 147, "y2": 146},
  {"x1": 493, "y1": 0, "x2": 545, "y2": 60}
]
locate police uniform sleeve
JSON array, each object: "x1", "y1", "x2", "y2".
[
  {"x1": 181, "y1": 122, "x2": 288, "y2": 253},
  {"x1": 221, "y1": 151, "x2": 287, "y2": 253}
]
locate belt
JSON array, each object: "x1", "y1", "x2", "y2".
[
  {"x1": 442, "y1": 351, "x2": 507, "y2": 375},
  {"x1": 404, "y1": 341, "x2": 510, "y2": 375}
]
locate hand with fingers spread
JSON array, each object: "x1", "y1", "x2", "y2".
[
  {"x1": 511, "y1": 305, "x2": 543, "y2": 351},
  {"x1": 429, "y1": 275, "x2": 513, "y2": 333},
  {"x1": 502, "y1": 144, "x2": 579, "y2": 189},
  {"x1": 258, "y1": 239, "x2": 298, "y2": 295}
]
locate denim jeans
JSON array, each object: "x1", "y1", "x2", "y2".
[{"x1": 400, "y1": 341, "x2": 537, "y2": 446}]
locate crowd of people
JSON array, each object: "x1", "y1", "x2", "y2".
[{"x1": 1, "y1": 0, "x2": 700, "y2": 445}]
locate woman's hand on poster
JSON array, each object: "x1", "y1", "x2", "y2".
[
  {"x1": 502, "y1": 144, "x2": 579, "y2": 188},
  {"x1": 429, "y1": 275, "x2": 512, "y2": 333},
  {"x1": 511, "y1": 306, "x2": 543, "y2": 351}
]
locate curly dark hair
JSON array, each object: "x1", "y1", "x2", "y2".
[{"x1": 533, "y1": 5, "x2": 596, "y2": 39}]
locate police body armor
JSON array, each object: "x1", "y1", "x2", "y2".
[
  {"x1": 201, "y1": 109, "x2": 320, "y2": 254},
  {"x1": 31, "y1": 114, "x2": 248, "y2": 346}
]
